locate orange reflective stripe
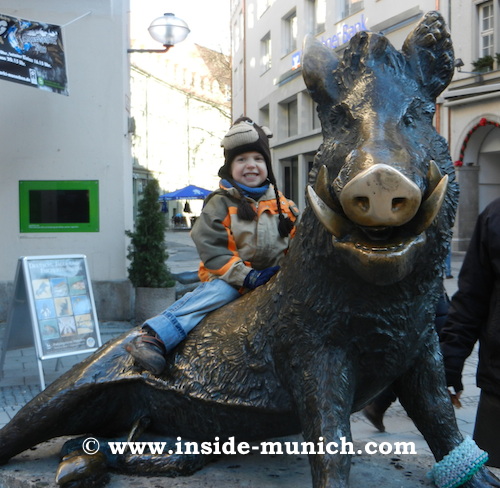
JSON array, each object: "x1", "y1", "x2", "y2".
[{"x1": 224, "y1": 207, "x2": 239, "y2": 256}]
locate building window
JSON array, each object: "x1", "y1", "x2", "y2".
[
  {"x1": 278, "y1": 96, "x2": 298, "y2": 138},
  {"x1": 234, "y1": 60, "x2": 244, "y2": 94},
  {"x1": 479, "y1": 1, "x2": 494, "y2": 57},
  {"x1": 261, "y1": 33, "x2": 271, "y2": 73},
  {"x1": 282, "y1": 157, "x2": 299, "y2": 201},
  {"x1": 307, "y1": 0, "x2": 326, "y2": 34},
  {"x1": 283, "y1": 10, "x2": 298, "y2": 55},
  {"x1": 232, "y1": 11, "x2": 244, "y2": 56},
  {"x1": 340, "y1": 0, "x2": 363, "y2": 19},
  {"x1": 287, "y1": 98, "x2": 298, "y2": 137},
  {"x1": 312, "y1": 99, "x2": 320, "y2": 130},
  {"x1": 259, "y1": 105, "x2": 270, "y2": 129}
]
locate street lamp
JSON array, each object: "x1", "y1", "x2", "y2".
[
  {"x1": 128, "y1": 13, "x2": 190, "y2": 53},
  {"x1": 454, "y1": 57, "x2": 484, "y2": 81}
]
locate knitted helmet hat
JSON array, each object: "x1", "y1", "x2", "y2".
[
  {"x1": 219, "y1": 116, "x2": 274, "y2": 180},
  {"x1": 219, "y1": 117, "x2": 294, "y2": 237}
]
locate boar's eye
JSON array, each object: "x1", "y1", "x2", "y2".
[
  {"x1": 402, "y1": 99, "x2": 434, "y2": 128},
  {"x1": 330, "y1": 104, "x2": 353, "y2": 132},
  {"x1": 402, "y1": 110, "x2": 416, "y2": 128}
]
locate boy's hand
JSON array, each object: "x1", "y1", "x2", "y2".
[{"x1": 244, "y1": 266, "x2": 280, "y2": 289}]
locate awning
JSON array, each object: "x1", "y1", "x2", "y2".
[{"x1": 159, "y1": 184, "x2": 211, "y2": 201}]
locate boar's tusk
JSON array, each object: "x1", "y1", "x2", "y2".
[
  {"x1": 413, "y1": 173, "x2": 448, "y2": 235},
  {"x1": 307, "y1": 184, "x2": 347, "y2": 238},
  {"x1": 315, "y1": 165, "x2": 342, "y2": 213},
  {"x1": 425, "y1": 160, "x2": 443, "y2": 199}
]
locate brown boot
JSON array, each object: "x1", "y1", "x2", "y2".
[
  {"x1": 362, "y1": 403, "x2": 386, "y2": 432},
  {"x1": 125, "y1": 327, "x2": 167, "y2": 375}
]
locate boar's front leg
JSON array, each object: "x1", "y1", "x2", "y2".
[
  {"x1": 291, "y1": 349, "x2": 354, "y2": 488},
  {"x1": 395, "y1": 330, "x2": 462, "y2": 459},
  {"x1": 395, "y1": 331, "x2": 500, "y2": 487}
]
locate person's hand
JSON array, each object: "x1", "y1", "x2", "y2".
[
  {"x1": 243, "y1": 266, "x2": 280, "y2": 290},
  {"x1": 443, "y1": 360, "x2": 464, "y2": 407},
  {"x1": 448, "y1": 388, "x2": 463, "y2": 408}
]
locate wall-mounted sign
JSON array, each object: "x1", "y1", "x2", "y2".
[
  {"x1": 0, "y1": 13, "x2": 68, "y2": 95},
  {"x1": 19, "y1": 180, "x2": 100, "y2": 233},
  {"x1": 0, "y1": 255, "x2": 101, "y2": 389}
]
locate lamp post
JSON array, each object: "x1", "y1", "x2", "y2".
[{"x1": 128, "y1": 13, "x2": 190, "y2": 53}]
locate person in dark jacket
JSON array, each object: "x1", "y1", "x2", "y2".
[{"x1": 439, "y1": 197, "x2": 500, "y2": 468}]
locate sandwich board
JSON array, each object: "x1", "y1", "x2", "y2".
[{"x1": 0, "y1": 255, "x2": 101, "y2": 389}]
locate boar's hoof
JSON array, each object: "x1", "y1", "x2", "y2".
[{"x1": 56, "y1": 449, "x2": 109, "y2": 487}]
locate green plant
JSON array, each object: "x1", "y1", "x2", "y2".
[
  {"x1": 126, "y1": 178, "x2": 175, "y2": 288},
  {"x1": 472, "y1": 55, "x2": 494, "y2": 72}
]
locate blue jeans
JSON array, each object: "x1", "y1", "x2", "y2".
[
  {"x1": 445, "y1": 250, "x2": 452, "y2": 277},
  {"x1": 144, "y1": 279, "x2": 241, "y2": 352}
]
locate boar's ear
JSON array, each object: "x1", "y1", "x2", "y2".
[
  {"x1": 302, "y1": 35, "x2": 340, "y2": 104},
  {"x1": 402, "y1": 11, "x2": 454, "y2": 100}
]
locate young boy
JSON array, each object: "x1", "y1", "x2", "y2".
[{"x1": 126, "y1": 117, "x2": 299, "y2": 374}]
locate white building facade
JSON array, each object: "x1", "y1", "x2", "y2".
[
  {"x1": 129, "y1": 44, "x2": 231, "y2": 226},
  {"x1": 231, "y1": 0, "x2": 500, "y2": 251},
  {"x1": 0, "y1": 1, "x2": 232, "y2": 321},
  {"x1": 443, "y1": 0, "x2": 500, "y2": 250},
  {"x1": 0, "y1": 0, "x2": 133, "y2": 320}
]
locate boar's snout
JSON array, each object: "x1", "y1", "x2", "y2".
[{"x1": 339, "y1": 164, "x2": 422, "y2": 227}]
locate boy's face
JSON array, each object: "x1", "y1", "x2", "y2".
[{"x1": 231, "y1": 151, "x2": 268, "y2": 187}]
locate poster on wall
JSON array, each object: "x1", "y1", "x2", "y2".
[{"x1": 0, "y1": 13, "x2": 68, "y2": 95}]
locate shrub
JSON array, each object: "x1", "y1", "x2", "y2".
[{"x1": 126, "y1": 179, "x2": 175, "y2": 288}]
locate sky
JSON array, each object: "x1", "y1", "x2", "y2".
[{"x1": 130, "y1": 0, "x2": 231, "y2": 54}]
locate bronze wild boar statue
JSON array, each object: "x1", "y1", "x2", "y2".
[{"x1": 1, "y1": 11, "x2": 499, "y2": 488}]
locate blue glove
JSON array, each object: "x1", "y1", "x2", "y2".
[{"x1": 243, "y1": 266, "x2": 280, "y2": 290}]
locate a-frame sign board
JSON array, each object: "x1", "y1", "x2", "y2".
[{"x1": 0, "y1": 255, "x2": 101, "y2": 389}]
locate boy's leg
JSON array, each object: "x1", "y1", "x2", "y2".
[{"x1": 126, "y1": 280, "x2": 240, "y2": 374}]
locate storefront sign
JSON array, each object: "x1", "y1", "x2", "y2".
[
  {"x1": 292, "y1": 14, "x2": 369, "y2": 70},
  {"x1": 320, "y1": 14, "x2": 368, "y2": 50},
  {"x1": 0, "y1": 13, "x2": 68, "y2": 95}
]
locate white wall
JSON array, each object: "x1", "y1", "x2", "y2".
[{"x1": 0, "y1": 0, "x2": 133, "y2": 319}]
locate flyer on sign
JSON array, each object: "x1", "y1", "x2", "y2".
[
  {"x1": 25, "y1": 256, "x2": 100, "y2": 357},
  {"x1": 0, "y1": 13, "x2": 68, "y2": 95}
]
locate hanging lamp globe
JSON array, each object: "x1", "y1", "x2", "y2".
[
  {"x1": 128, "y1": 13, "x2": 190, "y2": 53},
  {"x1": 148, "y1": 13, "x2": 190, "y2": 48}
]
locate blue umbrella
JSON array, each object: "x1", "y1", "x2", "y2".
[{"x1": 159, "y1": 184, "x2": 212, "y2": 201}]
